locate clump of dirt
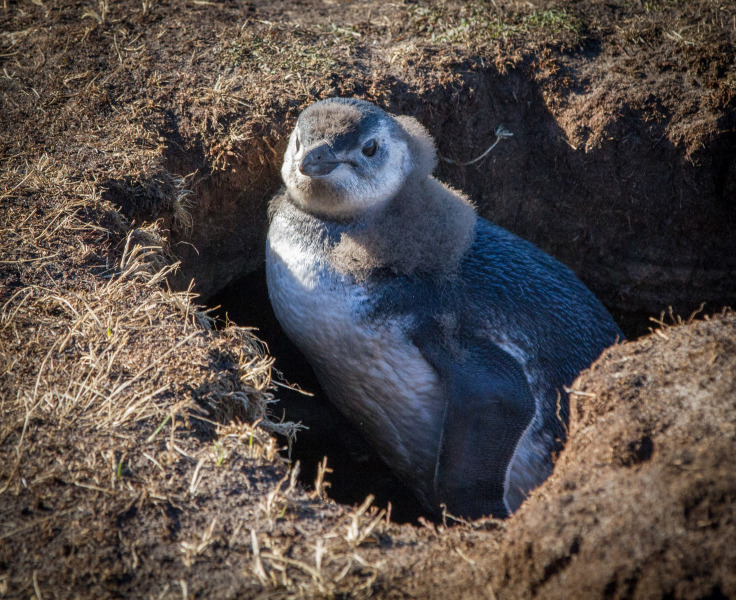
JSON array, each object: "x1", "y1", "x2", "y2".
[{"x1": 1, "y1": 0, "x2": 735, "y2": 598}]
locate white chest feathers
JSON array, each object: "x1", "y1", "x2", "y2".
[{"x1": 265, "y1": 210, "x2": 444, "y2": 505}]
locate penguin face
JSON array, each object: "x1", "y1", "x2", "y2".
[{"x1": 282, "y1": 99, "x2": 413, "y2": 219}]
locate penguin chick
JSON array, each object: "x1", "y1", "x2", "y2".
[{"x1": 266, "y1": 98, "x2": 623, "y2": 519}]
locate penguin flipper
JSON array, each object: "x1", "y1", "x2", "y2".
[{"x1": 419, "y1": 341, "x2": 536, "y2": 519}]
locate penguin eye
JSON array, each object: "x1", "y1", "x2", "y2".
[{"x1": 362, "y1": 140, "x2": 377, "y2": 157}]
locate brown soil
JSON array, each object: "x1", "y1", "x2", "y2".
[{"x1": 1, "y1": 0, "x2": 734, "y2": 598}]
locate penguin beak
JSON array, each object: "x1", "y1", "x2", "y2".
[{"x1": 299, "y1": 143, "x2": 340, "y2": 177}]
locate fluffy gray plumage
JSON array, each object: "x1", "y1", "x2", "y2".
[{"x1": 266, "y1": 98, "x2": 623, "y2": 518}]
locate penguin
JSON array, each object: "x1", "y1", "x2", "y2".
[{"x1": 265, "y1": 98, "x2": 623, "y2": 519}]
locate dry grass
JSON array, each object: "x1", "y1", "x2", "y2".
[{"x1": 0, "y1": 116, "x2": 457, "y2": 598}]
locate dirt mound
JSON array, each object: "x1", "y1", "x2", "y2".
[
  {"x1": 1, "y1": 0, "x2": 735, "y2": 598},
  {"x1": 492, "y1": 311, "x2": 736, "y2": 599}
]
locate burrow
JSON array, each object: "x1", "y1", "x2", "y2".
[{"x1": 107, "y1": 67, "x2": 736, "y2": 523}]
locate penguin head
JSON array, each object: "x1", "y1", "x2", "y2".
[{"x1": 282, "y1": 98, "x2": 437, "y2": 220}]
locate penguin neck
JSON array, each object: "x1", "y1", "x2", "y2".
[{"x1": 328, "y1": 174, "x2": 478, "y2": 280}]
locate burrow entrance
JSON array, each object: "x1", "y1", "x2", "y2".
[{"x1": 116, "y1": 67, "x2": 734, "y2": 523}]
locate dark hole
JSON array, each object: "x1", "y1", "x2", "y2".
[
  {"x1": 619, "y1": 434, "x2": 654, "y2": 467},
  {"x1": 208, "y1": 268, "x2": 431, "y2": 524},
  {"x1": 630, "y1": 435, "x2": 654, "y2": 463},
  {"x1": 699, "y1": 585, "x2": 728, "y2": 600}
]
